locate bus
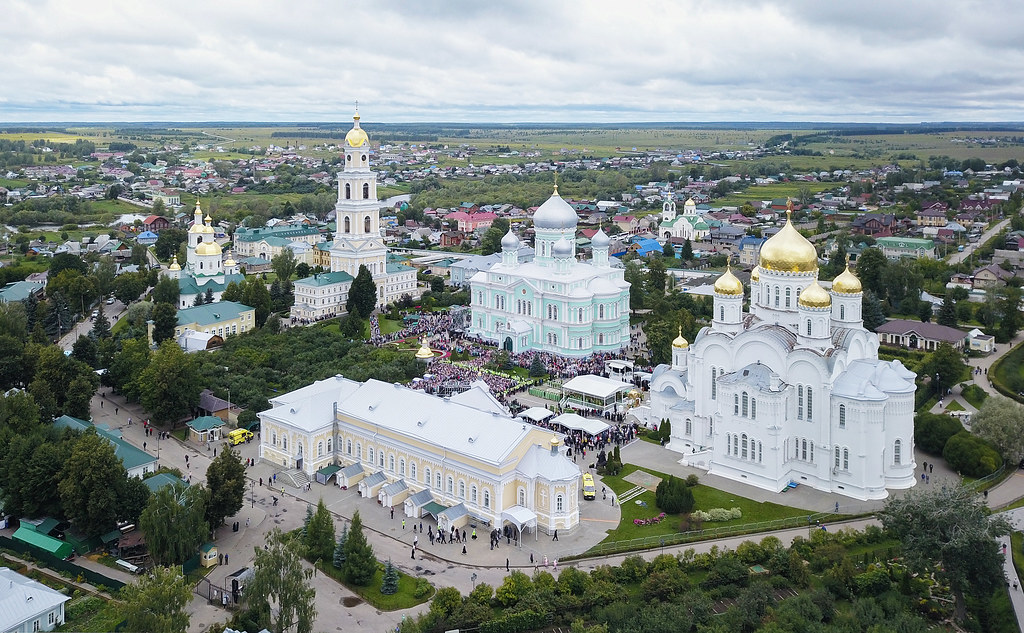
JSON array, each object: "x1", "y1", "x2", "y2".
[{"x1": 582, "y1": 473, "x2": 596, "y2": 500}]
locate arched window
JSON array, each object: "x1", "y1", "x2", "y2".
[
  {"x1": 838, "y1": 404, "x2": 846, "y2": 429},
  {"x1": 733, "y1": 394, "x2": 739, "y2": 415},
  {"x1": 711, "y1": 368, "x2": 717, "y2": 400},
  {"x1": 726, "y1": 434, "x2": 731, "y2": 455},
  {"x1": 363, "y1": 183, "x2": 370, "y2": 199},
  {"x1": 741, "y1": 434, "x2": 748, "y2": 459},
  {"x1": 518, "y1": 488, "x2": 526, "y2": 506},
  {"x1": 436, "y1": 472, "x2": 442, "y2": 489},
  {"x1": 742, "y1": 392, "x2": 749, "y2": 417},
  {"x1": 317, "y1": 441, "x2": 323, "y2": 457},
  {"x1": 346, "y1": 154, "x2": 352, "y2": 162},
  {"x1": 758, "y1": 441, "x2": 763, "y2": 463},
  {"x1": 835, "y1": 447, "x2": 841, "y2": 469},
  {"x1": 733, "y1": 435, "x2": 739, "y2": 455},
  {"x1": 840, "y1": 305, "x2": 846, "y2": 320},
  {"x1": 346, "y1": 439, "x2": 352, "y2": 455},
  {"x1": 797, "y1": 385, "x2": 804, "y2": 420},
  {"x1": 356, "y1": 443, "x2": 362, "y2": 459},
  {"x1": 425, "y1": 467, "x2": 430, "y2": 485},
  {"x1": 327, "y1": 439, "x2": 332, "y2": 453},
  {"x1": 361, "y1": 154, "x2": 366, "y2": 163},
  {"x1": 471, "y1": 485, "x2": 478, "y2": 504},
  {"x1": 379, "y1": 451, "x2": 384, "y2": 468},
  {"x1": 806, "y1": 387, "x2": 814, "y2": 421},
  {"x1": 843, "y1": 448, "x2": 849, "y2": 470},
  {"x1": 458, "y1": 481, "x2": 465, "y2": 499},
  {"x1": 447, "y1": 476, "x2": 454, "y2": 494},
  {"x1": 720, "y1": 306, "x2": 725, "y2": 320},
  {"x1": 599, "y1": 305, "x2": 605, "y2": 319},
  {"x1": 552, "y1": 306, "x2": 557, "y2": 320},
  {"x1": 801, "y1": 439, "x2": 807, "y2": 460},
  {"x1": 685, "y1": 419, "x2": 692, "y2": 435},
  {"x1": 894, "y1": 439, "x2": 902, "y2": 465},
  {"x1": 806, "y1": 319, "x2": 812, "y2": 335},
  {"x1": 283, "y1": 436, "x2": 288, "y2": 451},
  {"x1": 344, "y1": 217, "x2": 351, "y2": 233},
  {"x1": 410, "y1": 463, "x2": 416, "y2": 480},
  {"x1": 272, "y1": 431, "x2": 277, "y2": 446},
  {"x1": 484, "y1": 489, "x2": 491, "y2": 508},
  {"x1": 578, "y1": 307, "x2": 583, "y2": 322},
  {"x1": 364, "y1": 216, "x2": 371, "y2": 233},
  {"x1": 774, "y1": 286, "x2": 780, "y2": 307},
  {"x1": 389, "y1": 455, "x2": 395, "y2": 472},
  {"x1": 344, "y1": 183, "x2": 351, "y2": 199},
  {"x1": 556, "y1": 494, "x2": 564, "y2": 512},
  {"x1": 751, "y1": 399, "x2": 757, "y2": 419},
  {"x1": 399, "y1": 458, "x2": 406, "y2": 476}
]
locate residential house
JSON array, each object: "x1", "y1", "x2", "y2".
[
  {"x1": 972, "y1": 264, "x2": 1014, "y2": 289},
  {"x1": 612, "y1": 215, "x2": 641, "y2": 234},
  {"x1": 737, "y1": 236, "x2": 767, "y2": 267},
  {"x1": 143, "y1": 215, "x2": 172, "y2": 231},
  {"x1": 968, "y1": 328, "x2": 996, "y2": 353},
  {"x1": 0, "y1": 567, "x2": 70, "y2": 633},
  {"x1": 874, "y1": 319, "x2": 967, "y2": 351},
  {"x1": 440, "y1": 231, "x2": 466, "y2": 248},
  {"x1": 915, "y1": 208, "x2": 948, "y2": 227},
  {"x1": 850, "y1": 213, "x2": 896, "y2": 236},
  {"x1": 54, "y1": 416, "x2": 157, "y2": 478},
  {"x1": 875, "y1": 237, "x2": 936, "y2": 260},
  {"x1": 0, "y1": 279, "x2": 45, "y2": 304},
  {"x1": 446, "y1": 211, "x2": 496, "y2": 232}
]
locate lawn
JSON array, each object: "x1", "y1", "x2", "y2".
[
  {"x1": 57, "y1": 595, "x2": 124, "y2": 632},
  {"x1": 597, "y1": 464, "x2": 811, "y2": 547},
  {"x1": 317, "y1": 560, "x2": 434, "y2": 611},
  {"x1": 944, "y1": 400, "x2": 966, "y2": 412},
  {"x1": 713, "y1": 182, "x2": 836, "y2": 208},
  {"x1": 961, "y1": 383, "x2": 989, "y2": 409}
]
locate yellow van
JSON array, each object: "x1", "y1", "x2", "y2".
[
  {"x1": 582, "y1": 473, "x2": 596, "y2": 500},
  {"x1": 227, "y1": 429, "x2": 254, "y2": 446}
]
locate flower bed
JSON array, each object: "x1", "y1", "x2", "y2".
[{"x1": 634, "y1": 512, "x2": 667, "y2": 526}]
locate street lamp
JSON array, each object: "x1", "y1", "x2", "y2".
[{"x1": 251, "y1": 479, "x2": 255, "y2": 508}]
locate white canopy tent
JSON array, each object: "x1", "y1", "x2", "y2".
[
  {"x1": 561, "y1": 375, "x2": 633, "y2": 415},
  {"x1": 551, "y1": 412, "x2": 610, "y2": 436},
  {"x1": 519, "y1": 407, "x2": 556, "y2": 424},
  {"x1": 501, "y1": 505, "x2": 538, "y2": 544}
]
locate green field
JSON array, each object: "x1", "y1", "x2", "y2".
[{"x1": 713, "y1": 182, "x2": 836, "y2": 207}]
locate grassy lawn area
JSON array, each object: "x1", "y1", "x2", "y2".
[
  {"x1": 317, "y1": 561, "x2": 433, "y2": 610},
  {"x1": 944, "y1": 400, "x2": 965, "y2": 412},
  {"x1": 961, "y1": 383, "x2": 989, "y2": 409},
  {"x1": 712, "y1": 182, "x2": 835, "y2": 208},
  {"x1": 57, "y1": 595, "x2": 124, "y2": 632},
  {"x1": 1012, "y1": 532, "x2": 1024, "y2": 587},
  {"x1": 596, "y1": 464, "x2": 811, "y2": 548}
]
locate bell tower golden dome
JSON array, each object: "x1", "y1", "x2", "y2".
[
  {"x1": 831, "y1": 259, "x2": 863, "y2": 294},
  {"x1": 758, "y1": 200, "x2": 818, "y2": 273},
  {"x1": 713, "y1": 265, "x2": 744, "y2": 295}
]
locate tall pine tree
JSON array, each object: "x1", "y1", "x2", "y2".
[
  {"x1": 333, "y1": 524, "x2": 349, "y2": 569},
  {"x1": 342, "y1": 510, "x2": 376, "y2": 586},
  {"x1": 346, "y1": 265, "x2": 377, "y2": 318}
]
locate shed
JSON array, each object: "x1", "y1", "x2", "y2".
[
  {"x1": 403, "y1": 488, "x2": 435, "y2": 518},
  {"x1": 357, "y1": 471, "x2": 388, "y2": 498},
  {"x1": 379, "y1": 479, "x2": 410, "y2": 507},
  {"x1": 315, "y1": 464, "x2": 341, "y2": 485},
  {"x1": 200, "y1": 542, "x2": 219, "y2": 568},
  {"x1": 187, "y1": 416, "x2": 225, "y2": 443},
  {"x1": 12, "y1": 526, "x2": 74, "y2": 559},
  {"x1": 437, "y1": 502, "x2": 470, "y2": 533},
  {"x1": 337, "y1": 462, "x2": 365, "y2": 489}
]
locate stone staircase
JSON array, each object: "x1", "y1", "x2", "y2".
[
  {"x1": 277, "y1": 468, "x2": 310, "y2": 490},
  {"x1": 617, "y1": 485, "x2": 646, "y2": 504}
]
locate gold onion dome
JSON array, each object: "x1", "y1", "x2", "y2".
[
  {"x1": 758, "y1": 203, "x2": 818, "y2": 273},
  {"x1": 714, "y1": 265, "x2": 744, "y2": 295},
  {"x1": 196, "y1": 241, "x2": 222, "y2": 256},
  {"x1": 751, "y1": 267, "x2": 760, "y2": 282},
  {"x1": 345, "y1": 109, "x2": 369, "y2": 148},
  {"x1": 672, "y1": 326, "x2": 689, "y2": 349},
  {"x1": 415, "y1": 336, "x2": 433, "y2": 359},
  {"x1": 798, "y1": 280, "x2": 832, "y2": 308},
  {"x1": 832, "y1": 264, "x2": 863, "y2": 294},
  {"x1": 224, "y1": 251, "x2": 236, "y2": 267},
  {"x1": 168, "y1": 256, "x2": 180, "y2": 271}
]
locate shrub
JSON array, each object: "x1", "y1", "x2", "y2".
[
  {"x1": 914, "y1": 412, "x2": 963, "y2": 454},
  {"x1": 692, "y1": 507, "x2": 742, "y2": 522},
  {"x1": 685, "y1": 474, "x2": 700, "y2": 487},
  {"x1": 943, "y1": 430, "x2": 1002, "y2": 477},
  {"x1": 414, "y1": 577, "x2": 433, "y2": 599},
  {"x1": 655, "y1": 475, "x2": 695, "y2": 514}
]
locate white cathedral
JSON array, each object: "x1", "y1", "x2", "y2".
[
  {"x1": 660, "y1": 197, "x2": 710, "y2": 242},
  {"x1": 165, "y1": 202, "x2": 244, "y2": 309},
  {"x1": 648, "y1": 209, "x2": 917, "y2": 501},
  {"x1": 467, "y1": 186, "x2": 631, "y2": 357},
  {"x1": 291, "y1": 109, "x2": 419, "y2": 320}
]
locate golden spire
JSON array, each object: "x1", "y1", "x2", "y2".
[
  {"x1": 786, "y1": 197, "x2": 793, "y2": 213},
  {"x1": 553, "y1": 171, "x2": 559, "y2": 196},
  {"x1": 353, "y1": 100, "x2": 360, "y2": 121}
]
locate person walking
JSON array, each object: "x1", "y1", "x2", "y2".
[
  {"x1": 402, "y1": 519, "x2": 406, "y2": 530},
  {"x1": 506, "y1": 558, "x2": 510, "y2": 572},
  {"x1": 552, "y1": 529, "x2": 558, "y2": 541},
  {"x1": 390, "y1": 507, "x2": 394, "y2": 520},
  {"x1": 462, "y1": 544, "x2": 467, "y2": 555}
]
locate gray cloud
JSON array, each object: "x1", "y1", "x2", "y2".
[{"x1": 1, "y1": 0, "x2": 1023, "y2": 122}]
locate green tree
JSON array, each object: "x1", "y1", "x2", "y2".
[
  {"x1": 271, "y1": 247, "x2": 298, "y2": 284},
  {"x1": 996, "y1": 285, "x2": 1023, "y2": 343},
  {"x1": 244, "y1": 527, "x2": 317, "y2": 633},
  {"x1": 139, "y1": 482, "x2": 210, "y2": 566},
  {"x1": 153, "y1": 276, "x2": 180, "y2": 306},
  {"x1": 154, "y1": 228, "x2": 188, "y2": 261},
  {"x1": 120, "y1": 565, "x2": 192, "y2": 633},
  {"x1": 662, "y1": 240, "x2": 675, "y2": 260},
  {"x1": 528, "y1": 354, "x2": 546, "y2": 377},
  {"x1": 646, "y1": 256, "x2": 667, "y2": 299},
  {"x1": 221, "y1": 281, "x2": 244, "y2": 303},
  {"x1": 151, "y1": 302, "x2": 178, "y2": 344},
  {"x1": 42, "y1": 292, "x2": 72, "y2": 338},
  {"x1": 241, "y1": 278, "x2": 272, "y2": 327},
  {"x1": 58, "y1": 429, "x2": 127, "y2": 537},
  {"x1": 479, "y1": 218, "x2": 511, "y2": 255},
  {"x1": 139, "y1": 341, "x2": 202, "y2": 426},
  {"x1": 920, "y1": 343, "x2": 969, "y2": 397},
  {"x1": 205, "y1": 445, "x2": 246, "y2": 529},
  {"x1": 92, "y1": 304, "x2": 112, "y2": 340},
  {"x1": 93, "y1": 257, "x2": 118, "y2": 299},
  {"x1": 342, "y1": 510, "x2": 377, "y2": 586},
  {"x1": 936, "y1": 297, "x2": 957, "y2": 328},
  {"x1": 854, "y1": 248, "x2": 887, "y2": 298},
  {"x1": 969, "y1": 396, "x2": 1024, "y2": 465},
  {"x1": 65, "y1": 374, "x2": 97, "y2": 419},
  {"x1": 305, "y1": 499, "x2": 337, "y2": 564},
  {"x1": 380, "y1": 560, "x2": 399, "y2": 595},
  {"x1": 346, "y1": 265, "x2": 377, "y2": 318},
  {"x1": 333, "y1": 524, "x2": 349, "y2": 568},
  {"x1": 680, "y1": 238, "x2": 694, "y2": 261},
  {"x1": 106, "y1": 338, "x2": 151, "y2": 401},
  {"x1": 112, "y1": 272, "x2": 147, "y2": 304},
  {"x1": 879, "y1": 484, "x2": 1010, "y2": 623},
  {"x1": 654, "y1": 475, "x2": 695, "y2": 514},
  {"x1": 71, "y1": 334, "x2": 98, "y2": 367},
  {"x1": 861, "y1": 290, "x2": 886, "y2": 331}
]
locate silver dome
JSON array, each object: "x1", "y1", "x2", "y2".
[
  {"x1": 501, "y1": 228, "x2": 520, "y2": 250},
  {"x1": 553, "y1": 237, "x2": 573, "y2": 258},
  {"x1": 591, "y1": 227, "x2": 610, "y2": 248},
  {"x1": 533, "y1": 188, "x2": 578, "y2": 230}
]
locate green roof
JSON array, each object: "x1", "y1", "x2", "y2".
[
  {"x1": 178, "y1": 273, "x2": 246, "y2": 296},
  {"x1": 233, "y1": 225, "x2": 320, "y2": 242},
  {"x1": 176, "y1": 301, "x2": 254, "y2": 327},
  {"x1": 188, "y1": 416, "x2": 226, "y2": 431},
  {"x1": 423, "y1": 501, "x2": 447, "y2": 516},
  {"x1": 143, "y1": 473, "x2": 188, "y2": 493},
  {"x1": 13, "y1": 526, "x2": 74, "y2": 558},
  {"x1": 201, "y1": 542, "x2": 217, "y2": 553},
  {"x1": 54, "y1": 415, "x2": 156, "y2": 472},
  {"x1": 21, "y1": 517, "x2": 60, "y2": 536},
  {"x1": 316, "y1": 465, "x2": 341, "y2": 476},
  {"x1": 295, "y1": 271, "x2": 353, "y2": 287},
  {"x1": 0, "y1": 280, "x2": 44, "y2": 303},
  {"x1": 387, "y1": 262, "x2": 414, "y2": 274}
]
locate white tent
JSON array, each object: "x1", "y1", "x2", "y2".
[
  {"x1": 501, "y1": 505, "x2": 538, "y2": 544},
  {"x1": 519, "y1": 407, "x2": 556, "y2": 423},
  {"x1": 552, "y1": 412, "x2": 610, "y2": 436}
]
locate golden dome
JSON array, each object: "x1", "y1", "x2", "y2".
[
  {"x1": 714, "y1": 265, "x2": 744, "y2": 295},
  {"x1": 751, "y1": 267, "x2": 760, "y2": 282},
  {"x1": 832, "y1": 263, "x2": 862, "y2": 294},
  {"x1": 204, "y1": 214, "x2": 212, "y2": 223},
  {"x1": 196, "y1": 241, "x2": 222, "y2": 256},
  {"x1": 224, "y1": 250, "x2": 236, "y2": 268},
  {"x1": 168, "y1": 256, "x2": 180, "y2": 271},
  {"x1": 798, "y1": 281, "x2": 832, "y2": 308},
  {"x1": 758, "y1": 207, "x2": 818, "y2": 273},
  {"x1": 345, "y1": 109, "x2": 369, "y2": 148},
  {"x1": 672, "y1": 326, "x2": 689, "y2": 349}
]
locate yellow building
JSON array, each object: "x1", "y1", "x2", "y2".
[
  {"x1": 313, "y1": 241, "x2": 333, "y2": 268},
  {"x1": 174, "y1": 300, "x2": 256, "y2": 340},
  {"x1": 259, "y1": 377, "x2": 581, "y2": 535}
]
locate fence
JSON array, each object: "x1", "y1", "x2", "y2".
[{"x1": 0, "y1": 535, "x2": 125, "y2": 592}]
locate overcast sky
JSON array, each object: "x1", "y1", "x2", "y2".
[{"x1": 3, "y1": 0, "x2": 1023, "y2": 123}]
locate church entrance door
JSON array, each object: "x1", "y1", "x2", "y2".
[{"x1": 503, "y1": 337, "x2": 513, "y2": 352}]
